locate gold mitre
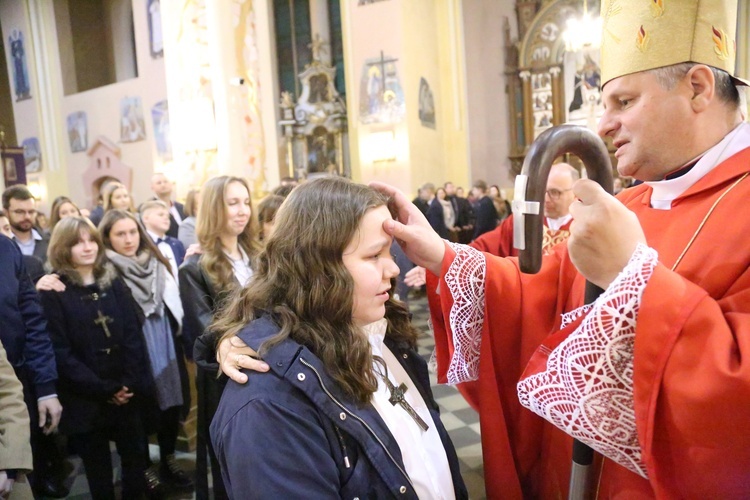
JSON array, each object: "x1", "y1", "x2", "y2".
[{"x1": 600, "y1": 0, "x2": 749, "y2": 87}]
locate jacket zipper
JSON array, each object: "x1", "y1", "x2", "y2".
[
  {"x1": 299, "y1": 357, "x2": 415, "y2": 491},
  {"x1": 333, "y1": 425, "x2": 351, "y2": 469}
]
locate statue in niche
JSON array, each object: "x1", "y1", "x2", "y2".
[
  {"x1": 308, "y1": 74, "x2": 329, "y2": 104},
  {"x1": 306, "y1": 127, "x2": 337, "y2": 174}
]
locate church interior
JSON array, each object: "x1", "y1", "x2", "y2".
[
  {"x1": 2, "y1": 0, "x2": 744, "y2": 213},
  {"x1": 0, "y1": 0, "x2": 749, "y2": 498}
]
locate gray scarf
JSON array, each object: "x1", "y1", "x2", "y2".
[{"x1": 105, "y1": 249, "x2": 164, "y2": 317}]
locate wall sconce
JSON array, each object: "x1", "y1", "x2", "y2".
[
  {"x1": 369, "y1": 130, "x2": 397, "y2": 163},
  {"x1": 27, "y1": 179, "x2": 46, "y2": 202}
]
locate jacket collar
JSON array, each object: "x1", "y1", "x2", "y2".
[{"x1": 236, "y1": 316, "x2": 417, "y2": 497}]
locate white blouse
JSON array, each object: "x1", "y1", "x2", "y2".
[{"x1": 365, "y1": 319, "x2": 455, "y2": 500}]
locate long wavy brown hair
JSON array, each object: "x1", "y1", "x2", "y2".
[
  {"x1": 212, "y1": 177, "x2": 419, "y2": 404},
  {"x1": 196, "y1": 176, "x2": 260, "y2": 291}
]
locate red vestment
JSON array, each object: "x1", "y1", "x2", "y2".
[
  {"x1": 428, "y1": 146, "x2": 750, "y2": 498},
  {"x1": 471, "y1": 215, "x2": 572, "y2": 258}
]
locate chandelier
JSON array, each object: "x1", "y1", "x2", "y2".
[{"x1": 562, "y1": 0, "x2": 602, "y2": 52}]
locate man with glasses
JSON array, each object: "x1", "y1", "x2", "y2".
[
  {"x1": 403, "y1": 163, "x2": 580, "y2": 288},
  {"x1": 472, "y1": 162, "x2": 578, "y2": 257},
  {"x1": 2, "y1": 185, "x2": 49, "y2": 264}
]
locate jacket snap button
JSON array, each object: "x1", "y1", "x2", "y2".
[
  {"x1": 276, "y1": 361, "x2": 283, "y2": 367},
  {"x1": 353, "y1": 498, "x2": 359, "y2": 500},
  {"x1": 402, "y1": 353, "x2": 408, "y2": 359},
  {"x1": 339, "y1": 412, "x2": 346, "y2": 420},
  {"x1": 399, "y1": 486, "x2": 407, "y2": 494},
  {"x1": 297, "y1": 373, "x2": 306, "y2": 381}
]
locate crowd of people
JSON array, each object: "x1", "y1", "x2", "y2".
[{"x1": 0, "y1": 173, "x2": 290, "y2": 499}]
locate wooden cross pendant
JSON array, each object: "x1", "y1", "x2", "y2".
[
  {"x1": 385, "y1": 380, "x2": 430, "y2": 431},
  {"x1": 94, "y1": 310, "x2": 114, "y2": 338}
]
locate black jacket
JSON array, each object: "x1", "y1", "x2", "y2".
[
  {"x1": 0, "y1": 236, "x2": 57, "y2": 398},
  {"x1": 39, "y1": 269, "x2": 150, "y2": 434},
  {"x1": 211, "y1": 316, "x2": 468, "y2": 499},
  {"x1": 178, "y1": 255, "x2": 232, "y2": 360},
  {"x1": 472, "y1": 195, "x2": 499, "y2": 240}
]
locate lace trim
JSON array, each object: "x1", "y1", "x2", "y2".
[
  {"x1": 560, "y1": 303, "x2": 593, "y2": 329},
  {"x1": 443, "y1": 242, "x2": 487, "y2": 384},
  {"x1": 517, "y1": 243, "x2": 658, "y2": 478}
]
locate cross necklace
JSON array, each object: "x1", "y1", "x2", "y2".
[
  {"x1": 85, "y1": 292, "x2": 114, "y2": 338},
  {"x1": 376, "y1": 362, "x2": 429, "y2": 432}
]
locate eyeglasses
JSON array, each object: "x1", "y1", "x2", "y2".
[
  {"x1": 545, "y1": 189, "x2": 572, "y2": 200},
  {"x1": 10, "y1": 209, "x2": 37, "y2": 217}
]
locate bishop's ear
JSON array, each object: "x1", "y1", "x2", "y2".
[{"x1": 686, "y1": 64, "x2": 715, "y2": 112}]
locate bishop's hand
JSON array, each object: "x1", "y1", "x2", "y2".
[
  {"x1": 369, "y1": 182, "x2": 445, "y2": 275},
  {"x1": 567, "y1": 179, "x2": 647, "y2": 289}
]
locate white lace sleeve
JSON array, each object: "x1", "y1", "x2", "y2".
[
  {"x1": 516, "y1": 243, "x2": 658, "y2": 478},
  {"x1": 442, "y1": 243, "x2": 487, "y2": 385}
]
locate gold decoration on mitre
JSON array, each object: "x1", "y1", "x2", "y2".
[{"x1": 600, "y1": 0, "x2": 749, "y2": 87}]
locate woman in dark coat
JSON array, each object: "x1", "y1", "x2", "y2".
[{"x1": 39, "y1": 217, "x2": 149, "y2": 500}]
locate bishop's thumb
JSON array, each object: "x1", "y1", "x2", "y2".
[{"x1": 572, "y1": 178, "x2": 608, "y2": 205}]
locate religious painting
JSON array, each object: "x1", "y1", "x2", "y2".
[
  {"x1": 306, "y1": 126, "x2": 337, "y2": 174},
  {"x1": 22, "y1": 137, "x2": 41, "y2": 173},
  {"x1": 531, "y1": 72, "x2": 553, "y2": 139},
  {"x1": 1, "y1": 148, "x2": 26, "y2": 187},
  {"x1": 418, "y1": 78, "x2": 436, "y2": 129},
  {"x1": 564, "y1": 48, "x2": 603, "y2": 130},
  {"x1": 147, "y1": 0, "x2": 164, "y2": 58},
  {"x1": 67, "y1": 111, "x2": 88, "y2": 153},
  {"x1": 120, "y1": 96, "x2": 147, "y2": 143},
  {"x1": 358, "y1": 0, "x2": 389, "y2": 5},
  {"x1": 8, "y1": 30, "x2": 31, "y2": 101},
  {"x1": 359, "y1": 52, "x2": 405, "y2": 125},
  {"x1": 151, "y1": 100, "x2": 172, "y2": 161}
]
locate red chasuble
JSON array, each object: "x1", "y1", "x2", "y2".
[
  {"x1": 428, "y1": 147, "x2": 750, "y2": 499},
  {"x1": 471, "y1": 214, "x2": 572, "y2": 258}
]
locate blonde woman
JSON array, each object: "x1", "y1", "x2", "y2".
[
  {"x1": 179, "y1": 176, "x2": 259, "y2": 499},
  {"x1": 101, "y1": 182, "x2": 135, "y2": 213}
]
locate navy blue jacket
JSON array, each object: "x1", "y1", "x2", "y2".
[
  {"x1": 211, "y1": 316, "x2": 468, "y2": 499},
  {"x1": 0, "y1": 236, "x2": 57, "y2": 398},
  {"x1": 158, "y1": 235, "x2": 186, "y2": 268},
  {"x1": 39, "y1": 271, "x2": 151, "y2": 434}
]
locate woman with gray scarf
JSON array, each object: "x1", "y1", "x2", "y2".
[{"x1": 99, "y1": 209, "x2": 193, "y2": 495}]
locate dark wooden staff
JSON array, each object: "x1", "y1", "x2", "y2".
[{"x1": 512, "y1": 124, "x2": 613, "y2": 500}]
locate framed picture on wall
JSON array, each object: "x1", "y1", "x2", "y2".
[
  {"x1": 564, "y1": 48, "x2": 603, "y2": 129},
  {"x1": 22, "y1": 137, "x2": 41, "y2": 173},
  {"x1": 67, "y1": 111, "x2": 88, "y2": 153},
  {"x1": 1, "y1": 147, "x2": 27, "y2": 188},
  {"x1": 147, "y1": 0, "x2": 164, "y2": 58},
  {"x1": 120, "y1": 96, "x2": 147, "y2": 143}
]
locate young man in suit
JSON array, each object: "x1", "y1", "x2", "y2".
[{"x1": 140, "y1": 201, "x2": 186, "y2": 277}]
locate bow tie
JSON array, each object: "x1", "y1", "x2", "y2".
[{"x1": 156, "y1": 238, "x2": 167, "y2": 245}]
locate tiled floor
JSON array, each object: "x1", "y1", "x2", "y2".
[{"x1": 52, "y1": 293, "x2": 486, "y2": 499}]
